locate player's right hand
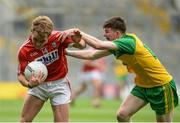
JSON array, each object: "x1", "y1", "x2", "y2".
[{"x1": 60, "y1": 28, "x2": 81, "y2": 42}]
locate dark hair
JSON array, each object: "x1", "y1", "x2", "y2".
[{"x1": 103, "y1": 16, "x2": 126, "y2": 33}]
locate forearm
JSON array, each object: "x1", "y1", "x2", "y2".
[
  {"x1": 81, "y1": 31, "x2": 104, "y2": 49},
  {"x1": 18, "y1": 73, "x2": 41, "y2": 88},
  {"x1": 18, "y1": 74, "x2": 29, "y2": 88},
  {"x1": 66, "y1": 50, "x2": 96, "y2": 60}
]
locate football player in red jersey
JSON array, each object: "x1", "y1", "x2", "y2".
[
  {"x1": 71, "y1": 50, "x2": 107, "y2": 108},
  {"x1": 17, "y1": 16, "x2": 85, "y2": 122}
]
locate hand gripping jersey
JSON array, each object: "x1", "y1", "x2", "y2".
[
  {"x1": 109, "y1": 34, "x2": 172, "y2": 88},
  {"x1": 17, "y1": 31, "x2": 73, "y2": 82}
]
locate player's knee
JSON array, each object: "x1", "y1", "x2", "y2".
[{"x1": 116, "y1": 110, "x2": 130, "y2": 122}]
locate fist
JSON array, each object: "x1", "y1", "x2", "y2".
[{"x1": 71, "y1": 30, "x2": 82, "y2": 43}]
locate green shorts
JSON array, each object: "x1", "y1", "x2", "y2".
[{"x1": 131, "y1": 79, "x2": 179, "y2": 115}]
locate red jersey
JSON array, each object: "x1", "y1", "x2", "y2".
[
  {"x1": 82, "y1": 58, "x2": 106, "y2": 72},
  {"x1": 17, "y1": 30, "x2": 73, "y2": 82}
]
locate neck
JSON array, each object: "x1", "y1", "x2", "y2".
[{"x1": 119, "y1": 33, "x2": 125, "y2": 38}]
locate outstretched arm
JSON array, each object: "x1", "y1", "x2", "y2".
[
  {"x1": 80, "y1": 31, "x2": 117, "y2": 50},
  {"x1": 61, "y1": 28, "x2": 118, "y2": 50},
  {"x1": 66, "y1": 49, "x2": 111, "y2": 60}
]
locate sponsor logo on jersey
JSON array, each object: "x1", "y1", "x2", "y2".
[{"x1": 36, "y1": 49, "x2": 59, "y2": 65}]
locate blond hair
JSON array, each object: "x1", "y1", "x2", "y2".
[{"x1": 31, "y1": 16, "x2": 54, "y2": 36}]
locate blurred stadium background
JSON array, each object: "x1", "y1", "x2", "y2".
[{"x1": 0, "y1": 0, "x2": 180, "y2": 122}]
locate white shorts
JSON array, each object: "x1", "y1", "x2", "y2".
[
  {"x1": 79, "y1": 70, "x2": 104, "y2": 83},
  {"x1": 28, "y1": 77, "x2": 71, "y2": 105}
]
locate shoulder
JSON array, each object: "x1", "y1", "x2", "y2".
[
  {"x1": 48, "y1": 30, "x2": 73, "y2": 48},
  {"x1": 113, "y1": 34, "x2": 136, "y2": 49},
  {"x1": 115, "y1": 34, "x2": 136, "y2": 44},
  {"x1": 17, "y1": 40, "x2": 32, "y2": 61},
  {"x1": 109, "y1": 34, "x2": 136, "y2": 56},
  {"x1": 48, "y1": 30, "x2": 61, "y2": 41}
]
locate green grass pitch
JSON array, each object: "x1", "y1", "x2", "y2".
[{"x1": 0, "y1": 98, "x2": 179, "y2": 122}]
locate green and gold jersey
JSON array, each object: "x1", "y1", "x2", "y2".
[{"x1": 109, "y1": 34, "x2": 172, "y2": 88}]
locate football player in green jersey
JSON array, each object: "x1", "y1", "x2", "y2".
[{"x1": 65, "y1": 16, "x2": 178, "y2": 122}]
